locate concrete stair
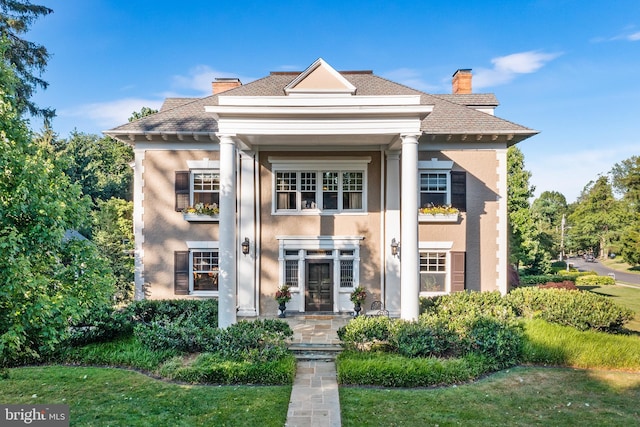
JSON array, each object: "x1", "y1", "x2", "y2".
[{"x1": 288, "y1": 342, "x2": 343, "y2": 361}]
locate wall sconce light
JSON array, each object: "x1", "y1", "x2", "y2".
[
  {"x1": 391, "y1": 238, "x2": 399, "y2": 257},
  {"x1": 241, "y1": 237, "x2": 250, "y2": 255}
]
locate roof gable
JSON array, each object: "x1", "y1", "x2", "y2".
[{"x1": 284, "y1": 58, "x2": 356, "y2": 95}]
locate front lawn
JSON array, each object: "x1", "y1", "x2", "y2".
[
  {"x1": 583, "y1": 284, "x2": 640, "y2": 332},
  {"x1": 0, "y1": 366, "x2": 291, "y2": 427},
  {"x1": 340, "y1": 366, "x2": 640, "y2": 426}
]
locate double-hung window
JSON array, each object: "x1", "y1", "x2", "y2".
[
  {"x1": 175, "y1": 166, "x2": 221, "y2": 220},
  {"x1": 271, "y1": 157, "x2": 370, "y2": 214},
  {"x1": 418, "y1": 159, "x2": 466, "y2": 211},
  {"x1": 419, "y1": 251, "x2": 447, "y2": 293},
  {"x1": 174, "y1": 243, "x2": 219, "y2": 295}
]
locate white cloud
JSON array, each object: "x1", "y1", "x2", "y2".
[
  {"x1": 170, "y1": 65, "x2": 255, "y2": 96},
  {"x1": 59, "y1": 97, "x2": 164, "y2": 129},
  {"x1": 627, "y1": 31, "x2": 640, "y2": 41},
  {"x1": 382, "y1": 68, "x2": 440, "y2": 92},
  {"x1": 474, "y1": 51, "x2": 561, "y2": 89}
]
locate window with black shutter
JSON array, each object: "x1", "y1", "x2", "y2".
[
  {"x1": 175, "y1": 171, "x2": 190, "y2": 212},
  {"x1": 450, "y1": 171, "x2": 466, "y2": 212}
]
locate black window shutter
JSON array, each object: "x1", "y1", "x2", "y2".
[
  {"x1": 451, "y1": 251, "x2": 466, "y2": 292},
  {"x1": 450, "y1": 171, "x2": 466, "y2": 212},
  {"x1": 174, "y1": 251, "x2": 189, "y2": 295},
  {"x1": 175, "y1": 171, "x2": 190, "y2": 212}
]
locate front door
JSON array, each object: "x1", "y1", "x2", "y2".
[{"x1": 305, "y1": 260, "x2": 333, "y2": 311}]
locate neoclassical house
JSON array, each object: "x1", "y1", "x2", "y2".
[{"x1": 105, "y1": 58, "x2": 537, "y2": 327}]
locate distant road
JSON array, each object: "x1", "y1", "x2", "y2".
[{"x1": 570, "y1": 257, "x2": 640, "y2": 286}]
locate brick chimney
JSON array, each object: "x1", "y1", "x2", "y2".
[
  {"x1": 452, "y1": 69, "x2": 472, "y2": 94},
  {"x1": 212, "y1": 78, "x2": 242, "y2": 95}
]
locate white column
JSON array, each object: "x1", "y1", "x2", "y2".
[
  {"x1": 237, "y1": 150, "x2": 257, "y2": 316},
  {"x1": 385, "y1": 151, "x2": 401, "y2": 316},
  {"x1": 218, "y1": 135, "x2": 237, "y2": 328},
  {"x1": 400, "y1": 134, "x2": 420, "y2": 320}
]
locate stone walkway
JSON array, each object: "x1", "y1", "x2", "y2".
[{"x1": 282, "y1": 314, "x2": 351, "y2": 427}]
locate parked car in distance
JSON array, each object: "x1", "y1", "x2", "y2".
[{"x1": 585, "y1": 255, "x2": 596, "y2": 262}]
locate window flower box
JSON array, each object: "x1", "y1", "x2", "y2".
[
  {"x1": 182, "y1": 203, "x2": 220, "y2": 222},
  {"x1": 418, "y1": 205, "x2": 460, "y2": 223}
]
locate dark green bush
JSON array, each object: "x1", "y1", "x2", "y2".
[
  {"x1": 550, "y1": 260, "x2": 567, "y2": 269},
  {"x1": 337, "y1": 316, "x2": 394, "y2": 350},
  {"x1": 391, "y1": 318, "x2": 456, "y2": 358},
  {"x1": 129, "y1": 298, "x2": 218, "y2": 327},
  {"x1": 339, "y1": 292, "x2": 524, "y2": 369},
  {"x1": 422, "y1": 291, "x2": 516, "y2": 320},
  {"x1": 65, "y1": 304, "x2": 134, "y2": 346},
  {"x1": 506, "y1": 287, "x2": 634, "y2": 332},
  {"x1": 576, "y1": 275, "x2": 616, "y2": 286}
]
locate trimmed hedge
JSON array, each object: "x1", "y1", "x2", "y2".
[{"x1": 576, "y1": 275, "x2": 616, "y2": 286}]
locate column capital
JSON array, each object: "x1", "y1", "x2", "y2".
[
  {"x1": 216, "y1": 133, "x2": 238, "y2": 144},
  {"x1": 400, "y1": 134, "x2": 421, "y2": 144}
]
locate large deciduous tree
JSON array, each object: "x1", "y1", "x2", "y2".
[
  {"x1": 0, "y1": 0, "x2": 53, "y2": 118},
  {"x1": 568, "y1": 176, "x2": 628, "y2": 259},
  {"x1": 53, "y1": 131, "x2": 134, "y2": 202},
  {"x1": 507, "y1": 146, "x2": 551, "y2": 274},
  {"x1": 0, "y1": 41, "x2": 115, "y2": 365},
  {"x1": 610, "y1": 156, "x2": 640, "y2": 265}
]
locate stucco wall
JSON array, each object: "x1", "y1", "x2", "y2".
[
  {"x1": 257, "y1": 151, "x2": 383, "y2": 314},
  {"x1": 419, "y1": 149, "x2": 500, "y2": 292},
  {"x1": 142, "y1": 149, "x2": 220, "y2": 299}
]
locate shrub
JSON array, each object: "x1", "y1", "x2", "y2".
[
  {"x1": 506, "y1": 287, "x2": 634, "y2": 332},
  {"x1": 128, "y1": 299, "x2": 218, "y2": 327},
  {"x1": 576, "y1": 275, "x2": 616, "y2": 286},
  {"x1": 391, "y1": 318, "x2": 456, "y2": 358},
  {"x1": 538, "y1": 280, "x2": 578, "y2": 290},
  {"x1": 422, "y1": 291, "x2": 516, "y2": 320},
  {"x1": 519, "y1": 275, "x2": 577, "y2": 286},
  {"x1": 65, "y1": 304, "x2": 134, "y2": 346},
  {"x1": 337, "y1": 316, "x2": 394, "y2": 350}
]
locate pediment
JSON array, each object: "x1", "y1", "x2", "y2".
[{"x1": 284, "y1": 58, "x2": 356, "y2": 95}]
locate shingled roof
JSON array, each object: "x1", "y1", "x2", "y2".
[{"x1": 105, "y1": 70, "x2": 537, "y2": 141}]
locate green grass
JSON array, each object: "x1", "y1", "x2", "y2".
[
  {"x1": 0, "y1": 366, "x2": 291, "y2": 427},
  {"x1": 340, "y1": 366, "x2": 640, "y2": 426},
  {"x1": 522, "y1": 318, "x2": 640, "y2": 370},
  {"x1": 601, "y1": 258, "x2": 640, "y2": 275},
  {"x1": 51, "y1": 335, "x2": 180, "y2": 371}
]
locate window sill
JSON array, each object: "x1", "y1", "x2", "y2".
[
  {"x1": 183, "y1": 213, "x2": 219, "y2": 222},
  {"x1": 418, "y1": 213, "x2": 460, "y2": 223}
]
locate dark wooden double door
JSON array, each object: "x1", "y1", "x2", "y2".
[{"x1": 305, "y1": 260, "x2": 333, "y2": 312}]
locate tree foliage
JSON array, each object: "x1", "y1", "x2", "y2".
[
  {"x1": 53, "y1": 131, "x2": 134, "y2": 202},
  {"x1": 0, "y1": 0, "x2": 53, "y2": 118},
  {"x1": 567, "y1": 176, "x2": 629, "y2": 258},
  {"x1": 507, "y1": 146, "x2": 551, "y2": 274},
  {"x1": 128, "y1": 106, "x2": 158, "y2": 122},
  {"x1": 0, "y1": 40, "x2": 115, "y2": 365},
  {"x1": 92, "y1": 198, "x2": 134, "y2": 303},
  {"x1": 531, "y1": 191, "x2": 568, "y2": 258}
]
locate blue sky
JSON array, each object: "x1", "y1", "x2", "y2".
[{"x1": 28, "y1": 0, "x2": 639, "y2": 203}]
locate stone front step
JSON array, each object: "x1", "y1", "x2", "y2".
[{"x1": 289, "y1": 343, "x2": 343, "y2": 361}]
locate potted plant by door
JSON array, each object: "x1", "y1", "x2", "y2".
[
  {"x1": 275, "y1": 284, "x2": 292, "y2": 318},
  {"x1": 350, "y1": 286, "x2": 367, "y2": 317}
]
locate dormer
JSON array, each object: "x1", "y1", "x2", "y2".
[{"x1": 284, "y1": 58, "x2": 357, "y2": 96}]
